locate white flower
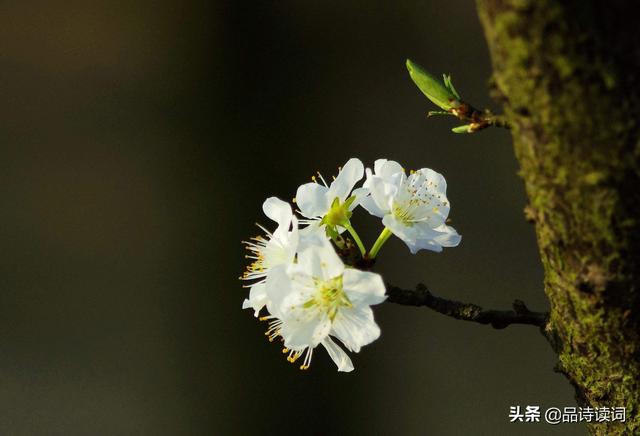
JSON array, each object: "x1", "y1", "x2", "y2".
[
  {"x1": 241, "y1": 197, "x2": 298, "y2": 316},
  {"x1": 266, "y1": 237, "x2": 386, "y2": 371},
  {"x1": 295, "y1": 158, "x2": 367, "y2": 233},
  {"x1": 362, "y1": 159, "x2": 461, "y2": 254}
]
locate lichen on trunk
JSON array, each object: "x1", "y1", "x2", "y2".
[{"x1": 476, "y1": 0, "x2": 640, "y2": 434}]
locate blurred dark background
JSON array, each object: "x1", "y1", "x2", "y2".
[{"x1": 0, "y1": 1, "x2": 583, "y2": 435}]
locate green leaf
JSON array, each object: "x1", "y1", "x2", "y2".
[
  {"x1": 406, "y1": 59, "x2": 458, "y2": 110},
  {"x1": 452, "y1": 125, "x2": 472, "y2": 133},
  {"x1": 442, "y1": 74, "x2": 461, "y2": 99}
]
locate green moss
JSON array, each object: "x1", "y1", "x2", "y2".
[
  {"x1": 583, "y1": 171, "x2": 606, "y2": 186},
  {"x1": 553, "y1": 56, "x2": 574, "y2": 79},
  {"x1": 478, "y1": 0, "x2": 640, "y2": 433}
]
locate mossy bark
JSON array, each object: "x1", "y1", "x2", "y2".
[{"x1": 476, "y1": 0, "x2": 640, "y2": 434}]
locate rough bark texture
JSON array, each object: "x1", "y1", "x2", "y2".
[{"x1": 476, "y1": 0, "x2": 640, "y2": 434}]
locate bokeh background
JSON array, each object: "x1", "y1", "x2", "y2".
[{"x1": 0, "y1": 1, "x2": 584, "y2": 435}]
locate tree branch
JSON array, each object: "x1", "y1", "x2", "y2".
[
  {"x1": 386, "y1": 282, "x2": 547, "y2": 329},
  {"x1": 447, "y1": 103, "x2": 511, "y2": 132}
]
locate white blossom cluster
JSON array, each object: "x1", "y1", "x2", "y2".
[{"x1": 241, "y1": 158, "x2": 460, "y2": 372}]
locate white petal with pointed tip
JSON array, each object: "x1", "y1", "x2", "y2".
[{"x1": 321, "y1": 337, "x2": 354, "y2": 372}]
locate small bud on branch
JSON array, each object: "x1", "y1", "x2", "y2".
[{"x1": 406, "y1": 59, "x2": 511, "y2": 133}]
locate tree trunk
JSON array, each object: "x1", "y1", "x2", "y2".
[{"x1": 476, "y1": 0, "x2": 640, "y2": 434}]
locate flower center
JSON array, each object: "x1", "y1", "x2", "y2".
[
  {"x1": 304, "y1": 275, "x2": 352, "y2": 321},
  {"x1": 391, "y1": 171, "x2": 449, "y2": 227},
  {"x1": 321, "y1": 196, "x2": 354, "y2": 228},
  {"x1": 392, "y1": 202, "x2": 416, "y2": 226}
]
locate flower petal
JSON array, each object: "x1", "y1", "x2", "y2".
[
  {"x1": 343, "y1": 269, "x2": 387, "y2": 307},
  {"x1": 348, "y1": 186, "x2": 369, "y2": 210},
  {"x1": 264, "y1": 265, "x2": 294, "y2": 318},
  {"x1": 263, "y1": 223, "x2": 298, "y2": 269},
  {"x1": 374, "y1": 159, "x2": 404, "y2": 180},
  {"x1": 331, "y1": 306, "x2": 380, "y2": 352},
  {"x1": 296, "y1": 182, "x2": 330, "y2": 219},
  {"x1": 262, "y1": 197, "x2": 293, "y2": 230},
  {"x1": 242, "y1": 283, "x2": 268, "y2": 316},
  {"x1": 328, "y1": 158, "x2": 364, "y2": 201},
  {"x1": 409, "y1": 238, "x2": 442, "y2": 253},
  {"x1": 432, "y1": 224, "x2": 461, "y2": 247},
  {"x1": 363, "y1": 174, "x2": 397, "y2": 215},
  {"x1": 359, "y1": 195, "x2": 386, "y2": 217},
  {"x1": 293, "y1": 239, "x2": 344, "y2": 281},
  {"x1": 321, "y1": 337, "x2": 354, "y2": 372},
  {"x1": 297, "y1": 222, "x2": 328, "y2": 250},
  {"x1": 382, "y1": 214, "x2": 420, "y2": 249},
  {"x1": 412, "y1": 167, "x2": 448, "y2": 196},
  {"x1": 406, "y1": 223, "x2": 462, "y2": 254},
  {"x1": 281, "y1": 314, "x2": 332, "y2": 348}
]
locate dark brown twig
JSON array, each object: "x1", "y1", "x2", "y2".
[
  {"x1": 386, "y1": 282, "x2": 547, "y2": 329},
  {"x1": 449, "y1": 102, "x2": 511, "y2": 132}
]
